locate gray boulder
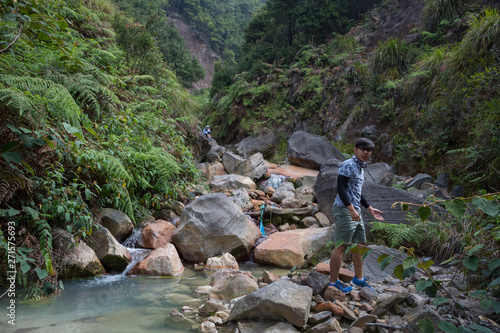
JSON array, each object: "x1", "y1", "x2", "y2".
[
  {"x1": 407, "y1": 173, "x2": 433, "y2": 189},
  {"x1": 100, "y1": 208, "x2": 134, "y2": 243},
  {"x1": 350, "y1": 245, "x2": 408, "y2": 283},
  {"x1": 235, "y1": 131, "x2": 278, "y2": 158},
  {"x1": 84, "y1": 224, "x2": 131, "y2": 272},
  {"x1": 271, "y1": 181, "x2": 296, "y2": 204},
  {"x1": 206, "y1": 144, "x2": 225, "y2": 163},
  {"x1": 229, "y1": 279, "x2": 313, "y2": 327},
  {"x1": 287, "y1": 131, "x2": 345, "y2": 170},
  {"x1": 210, "y1": 174, "x2": 257, "y2": 192},
  {"x1": 366, "y1": 162, "x2": 394, "y2": 186},
  {"x1": 314, "y1": 160, "x2": 425, "y2": 232},
  {"x1": 172, "y1": 193, "x2": 261, "y2": 262},
  {"x1": 222, "y1": 151, "x2": 267, "y2": 180},
  {"x1": 313, "y1": 159, "x2": 343, "y2": 224},
  {"x1": 52, "y1": 228, "x2": 105, "y2": 279}
]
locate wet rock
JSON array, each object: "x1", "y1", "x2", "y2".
[
  {"x1": 210, "y1": 270, "x2": 259, "y2": 301},
  {"x1": 200, "y1": 320, "x2": 217, "y2": 333},
  {"x1": 85, "y1": 224, "x2": 131, "y2": 272},
  {"x1": 262, "y1": 270, "x2": 280, "y2": 284},
  {"x1": 133, "y1": 243, "x2": 184, "y2": 276},
  {"x1": 205, "y1": 252, "x2": 239, "y2": 271}
]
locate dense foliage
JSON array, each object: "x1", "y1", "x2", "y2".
[
  {"x1": 206, "y1": 0, "x2": 500, "y2": 195},
  {"x1": 112, "y1": 0, "x2": 205, "y2": 87},
  {"x1": 0, "y1": 0, "x2": 202, "y2": 297}
]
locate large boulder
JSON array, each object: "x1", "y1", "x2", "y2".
[
  {"x1": 271, "y1": 181, "x2": 296, "y2": 204},
  {"x1": 235, "y1": 131, "x2": 278, "y2": 158},
  {"x1": 100, "y1": 208, "x2": 134, "y2": 243},
  {"x1": 222, "y1": 151, "x2": 267, "y2": 181},
  {"x1": 132, "y1": 244, "x2": 184, "y2": 276},
  {"x1": 229, "y1": 279, "x2": 313, "y2": 327},
  {"x1": 172, "y1": 193, "x2": 262, "y2": 262},
  {"x1": 210, "y1": 270, "x2": 259, "y2": 301},
  {"x1": 84, "y1": 224, "x2": 131, "y2": 272},
  {"x1": 210, "y1": 174, "x2": 257, "y2": 192},
  {"x1": 314, "y1": 159, "x2": 425, "y2": 230},
  {"x1": 287, "y1": 131, "x2": 345, "y2": 170},
  {"x1": 366, "y1": 162, "x2": 394, "y2": 186},
  {"x1": 52, "y1": 228, "x2": 105, "y2": 279},
  {"x1": 313, "y1": 159, "x2": 343, "y2": 224},
  {"x1": 254, "y1": 228, "x2": 334, "y2": 268},
  {"x1": 199, "y1": 162, "x2": 227, "y2": 182},
  {"x1": 141, "y1": 220, "x2": 176, "y2": 249}
]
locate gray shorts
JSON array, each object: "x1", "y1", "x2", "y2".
[{"x1": 333, "y1": 205, "x2": 367, "y2": 244}]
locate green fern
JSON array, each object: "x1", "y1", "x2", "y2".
[
  {"x1": 0, "y1": 75, "x2": 82, "y2": 126},
  {"x1": 371, "y1": 222, "x2": 427, "y2": 248}
]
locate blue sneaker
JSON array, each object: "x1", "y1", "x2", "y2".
[
  {"x1": 329, "y1": 280, "x2": 353, "y2": 294},
  {"x1": 351, "y1": 276, "x2": 374, "y2": 289}
]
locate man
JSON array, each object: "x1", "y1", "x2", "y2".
[
  {"x1": 203, "y1": 125, "x2": 212, "y2": 139},
  {"x1": 329, "y1": 138, "x2": 384, "y2": 293}
]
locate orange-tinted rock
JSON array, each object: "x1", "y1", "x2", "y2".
[
  {"x1": 266, "y1": 163, "x2": 319, "y2": 180},
  {"x1": 142, "y1": 220, "x2": 176, "y2": 249},
  {"x1": 323, "y1": 285, "x2": 347, "y2": 303},
  {"x1": 314, "y1": 301, "x2": 344, "y2": 317},
  {"x1": 315, "y1": 263, "x2": 354, "y2": 283}
]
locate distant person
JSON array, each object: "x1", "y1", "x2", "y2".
[
  {"x1": 329, "y1": 138, "x2": 384, "y2": 293},
  {"x1": 202, "y1": 125, "x2": 212, "y2": 140}
]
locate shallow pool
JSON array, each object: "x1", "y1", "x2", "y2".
[{"x1": 0, "y1": 262, "x2": 290, "y2": 333}]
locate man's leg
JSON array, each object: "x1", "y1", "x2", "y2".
[
  {"x1": 329, "y1": 244, "x2": 346, "y2": 283},
  {"x1": 352, "y1": 242, "x2": 366, "y2": 279}
]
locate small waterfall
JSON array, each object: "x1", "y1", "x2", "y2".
[
  {"x1": 122, "y1": 228, "x2": 151, "y2": 276},
  {"x1": 121, "y1": 248, "x2": 151, "y2": 276},
  {"x1": 123, "y1": 228, "x2": 142, "y2": 248}
]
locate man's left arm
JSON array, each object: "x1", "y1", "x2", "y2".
[{"x1": 361, "y1": 195, "x2": 384, "y2": 221}]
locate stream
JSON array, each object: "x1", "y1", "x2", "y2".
[{"x1": 0, "y1": 229, "x2": 289, "y2": 333}]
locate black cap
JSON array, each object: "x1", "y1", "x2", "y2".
[{"x1": 355, "y1": 138, "x2": 375, "y2": 149}]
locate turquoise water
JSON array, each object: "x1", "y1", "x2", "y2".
[{"x1": 0, "y1": 262, "x2": 288, "y2": 333}]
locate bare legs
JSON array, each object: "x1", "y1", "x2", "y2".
[{"x1": 329, "y1": 242, "x2": 367, "y2": 282}]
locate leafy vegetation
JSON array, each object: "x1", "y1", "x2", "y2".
[
  {"x1": 205, "y1": 1, "x2": 500, "y2": 195},
  {"x1": 0, "y1": 0, "x2": 202, "y2": 298}
]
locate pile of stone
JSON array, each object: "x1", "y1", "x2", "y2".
[{"x1": 164, "y1": 251, "x2": 496, "y2": 333}]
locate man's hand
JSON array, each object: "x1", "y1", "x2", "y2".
[
  {"x1": 367, "y1": 206, "x2": 384, "y2": 221},
  {"x1": 347, "y1": 205, "x2": 361, "y2": 222}
]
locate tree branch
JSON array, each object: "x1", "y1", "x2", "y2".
[{"x1": 0, "y1": 24, "x2": 23, "y2": 54}]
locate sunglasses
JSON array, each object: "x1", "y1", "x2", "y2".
[{"x1": 357, "y1": 147, "x2": 373, "y2": 153}]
